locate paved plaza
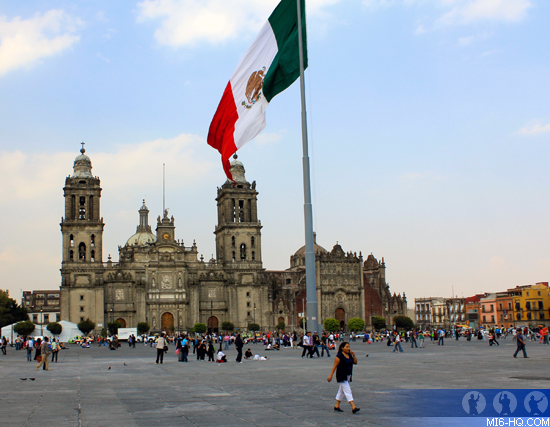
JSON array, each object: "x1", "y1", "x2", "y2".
[{"x1": 1, "y1": 337, "x2": 549, "y2": 427}]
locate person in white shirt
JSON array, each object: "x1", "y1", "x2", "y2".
[{"x1": 155, "y1": 333, "x2": 166, "y2": 364}]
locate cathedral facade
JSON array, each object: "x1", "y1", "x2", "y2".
[{"x1": 59, "y1": 148, "x2": 407, "y2": 334}]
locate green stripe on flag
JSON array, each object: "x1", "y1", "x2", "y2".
[{"x1": 263, "y1": 0, "x2": 307, "y2": 103}]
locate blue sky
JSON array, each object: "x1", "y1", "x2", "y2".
[{"x1": 1, "y1": 0, "x2": 549, "y2": 304}]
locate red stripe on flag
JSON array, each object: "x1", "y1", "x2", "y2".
[{"x1": 207, "y1": 81, "x2": 239, "y2": 181}]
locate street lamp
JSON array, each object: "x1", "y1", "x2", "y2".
[{"x1": 40, "y1": 309, "x2": 43, "y2": 336}]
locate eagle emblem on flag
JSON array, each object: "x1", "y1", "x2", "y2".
[{"x1": 242, "y1": 67, "x2": 266, "y2": 109}]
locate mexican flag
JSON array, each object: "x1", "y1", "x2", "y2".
[{"x1": 207, "y1": 0, "x2": 307, "y2": 181}]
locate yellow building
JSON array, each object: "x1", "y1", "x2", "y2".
[{"x1": 511, "y1": 282, "x2": 550, "y2": 327}]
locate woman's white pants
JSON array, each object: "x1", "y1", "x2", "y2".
[{"x1": 335, "y1": 381, "x2": 354, "y2": 402}]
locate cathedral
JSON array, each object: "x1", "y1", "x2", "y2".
[{"x1": 59, "y1": 147, "x2": 407, "y2": 334}]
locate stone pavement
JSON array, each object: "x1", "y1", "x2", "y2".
[{"x1": 0, "y1": 336, "x2": 548, "y2": 427}]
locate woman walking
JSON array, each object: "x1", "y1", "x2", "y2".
[{"x1": 327, "y1": 342, "x2": 360, "y2": 413}]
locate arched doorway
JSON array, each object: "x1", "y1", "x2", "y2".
[
  {"x1": 335, "y1": 308, "x2": 345, "y2": 330},
  {"x1": 116, "y1": 318, "x2": 127, "y2": 328},
  {"x1": 161, "y1": 312, "x2": 174, "y2": 334},
  {"x1": 277, "y1": 316, "x2": 285, "y2": 331},
  {"x1": 207, "y1": 316, "x2": 219, "y2": 334}
]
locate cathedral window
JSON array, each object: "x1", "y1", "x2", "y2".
[
  {"x1": 248, "y1": 311, "x2": 251, "y2": 317},
  {"x1": 247, "y1": 302, "x2": 251, "y2": 307},
  {"x1": 79, "y1": 196, "x2": 86, "y2": 219},
  {"x1": 239, "y1": 200, "x2": 244, "y2": 222},
  {"x1": 88, "y1": 196, "x2": 94, "y2": 220},
  {"x1": 246, "y1": 292, "x2": 250, "y2": 297},
  {"x1": 251, "y1": 251, "x2": 255, "y2": 261},
  {"x1": 231, "y1": 199, "x2": 236, "y2": 222},
  {"x1": 80, "y1": 306, "x2": 84, "y2": 312},
  {"x1": 71, "y1": 195, "x2": 76, "y2": 219},
  {"x1": 69, "y1": 250, "x2": 74, "y2": 261},
  {"x1": 251, "y1": 236, "x2": 255, "y2": 248},
  {"x1": 232, "y1": 251, "x2": 236, "y2": 262},
  {"x1": 80, "y1": 295, "x2": 84, "y2": 301},
  {"x1": 78, "y1": 242, "x2": 86, "y2": 261},
  {"x1": 91, "y1": 250, "x2": 95, "y2": 262},
  {"x1": 70, "y1": 234, "x2": 74, "y2": 247},
  {"x1": 231, "y1": 236, "x2": 235, "y2": 247},
  {"x1": 91, "y1": 235, "x2": 95, "y2": 247},
  {"x1": 240, "y1": 243, "x2": 246, "y2": 260}
]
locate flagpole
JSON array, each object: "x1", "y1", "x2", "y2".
[{"x1": 296, "y1": 0, "x2": 318, "y2": 335}]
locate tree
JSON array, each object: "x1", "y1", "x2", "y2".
[
  {"x1": 324, "y1": 318, "x2": 339, "y2": 333},
  {"x1": 47, "y1": 322, "x2": 62, "y2": 337},
  {"x1": 77, "y1": 318, "x2": 96, "y2": 336},
  {"x1": 372, "y1": 316, "x2": 386, "y2": 331},
  {"x1": 107, "y1": 321, "x2": 122, "y2": 336},
  {"x1": 13, "y1": 320, "x2": 35, "y2": 336},
  {"x1": 348, "y1": 318, "x2": 365, "y2": 332},
  {"x1": 193, "y1": 323, "x2": 207, "y2": 334},
  {"x1": 221, "y1": 321, "x2": 235, "y2": 332},
  {"x1": 0, "y1": 292, "x2": 28, "y2": 335},
  {"x1": 137, "y1": 322, "x2": 150, "y2": 336},
  {"x1": 393, "y1": 315, "x2": 415, "y2": 330},
  {"x1": 100, "y1": 328, "x2": 108, "y2": 338},
  {"x1": 276, "y1": 320, "x2": 285, "y2": 331},
  {"x1": 248, "y1": 323, "x2": 260, "y2": 332}
]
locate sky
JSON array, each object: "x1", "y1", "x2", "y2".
[{"x1": 1, "y1": 0, "x2": 549, "y2": 305}]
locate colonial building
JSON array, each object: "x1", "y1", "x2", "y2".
[
  {"x1": 59, "y1": 147, "x2": 407, "y2": 333},
  {"x1": 22, "y1": 290, "x2": 61, "y2": 325}
]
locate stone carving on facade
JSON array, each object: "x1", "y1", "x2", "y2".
[
  {"x1": 115, "y1": 289, "x2": 124, "y2": 300},
  {"x1": 161, "y1": 274, "x2": 173, "y2": 289}
]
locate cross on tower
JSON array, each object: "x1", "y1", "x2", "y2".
[{"x1": 81, "y1": 142, "x2": 85, "y2": 153}]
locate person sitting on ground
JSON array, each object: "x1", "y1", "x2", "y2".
[
  {"x1": 244, "y1": 349, "x2": 253, "y2": 359},
  {"x1": 216, "y1": 350, "x2": 227, "y2": 363}
]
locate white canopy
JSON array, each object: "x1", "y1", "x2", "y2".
[{"x1": 1, "y1": 320, "x2": 81, "y2": 343}]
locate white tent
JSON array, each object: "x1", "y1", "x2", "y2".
[{"x1": 0, "y1": 320, "x2": 81, "y2": 343}]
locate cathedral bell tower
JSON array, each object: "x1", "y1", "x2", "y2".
[
  {"x1": 60, "y1": 144, "x2": 104, "y2": 265},
  {"x1": 215, "y1": 155, "x2": 262, "y2": 266}
]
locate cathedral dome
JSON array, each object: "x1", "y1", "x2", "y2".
[
  {"x1": 229, "y1": 155, "x2": 247, "y2": 184},
  {"x1": 72, "y1": 145, "x2": 93, "y2": 178},
  {"x1": 125, "y1": 200, "x2": 156, "y2": 246},
  {"x1": 293, "y1": 234, "x2": 327, "y2": 258},
  {"x1": 126, "y1": 231, "x2": 156, "y2": 246}
]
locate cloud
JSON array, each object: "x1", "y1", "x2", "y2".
[
  {"x1": 0, "y1": 10, "x2": 81, "y2": 77},
  {"x1": 136, "y1": 0, "x2": 341, "y2": 47},
  {"x1": 518, "y1": 122, "x2": 550, "y2": 135},
  {"x1": 438, "y1": 0, "x2": 532, "y2": 26},
  {"x1": 0, "y1": 133, "x2": 212, "y2": 201},
  {"x1": 252, "y1": 132, "x2": 284, "y2": 146},
  {"x1": 365, "y1": 0, "x2": 532, "y2": 32}
]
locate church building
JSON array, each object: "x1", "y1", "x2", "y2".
[{"x1": 59, "y1": 147, "x2": 407, "y2": 333}]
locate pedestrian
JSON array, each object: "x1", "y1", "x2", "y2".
[
  {"x1": 321, "y1": 332, "x2": 331, "y2": 357},
  {"x1": 1, "y1": 336, "x2": 7, "y2": 355},
  {"x1": 51, "y1": 338, "x2": 59, "y2": 363},
  {"x1": 410, "y1": 331, "x2": 418, "y2": 348},
  {"x1": 513, "y1": 329, "x2": 529, "y2": 359},
  {"x1": 36, "y1": 337, "x2": 51, "y2": 370},
  {"x1": 26, "y1": 336, "x2": 34, "y2": 361},
  {"x1": 155, "y1": 332, "x2": 167, "y2": 364},
  {"x1": 327, "y1": 342, "x2": 360, "y2": 414},
  {"x1": 438, "y1": 329, "x2": 445, "y2": 346},
  {"x1": 207, "y1": 341, "x2": 215, "y2": 362},
  {"x1": 235, "y1": 333, "x2": 244, "y2": 363},
  {"x1": 311, "y1": 332, "x2": 321, "y2": 358},
  {"x1": 301, "y1": 332, "x2": 311, "y2": 358},
  {"x1": 418, "y1": 331, "x2": 425, "y2": 348},
  {"x1": 392, "y1": 332, "x2": 404, "y2": 353}
]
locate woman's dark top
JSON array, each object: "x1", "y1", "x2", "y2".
[{"x1": 335, "y1": 352, "x2": 354, "y2": 383}]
